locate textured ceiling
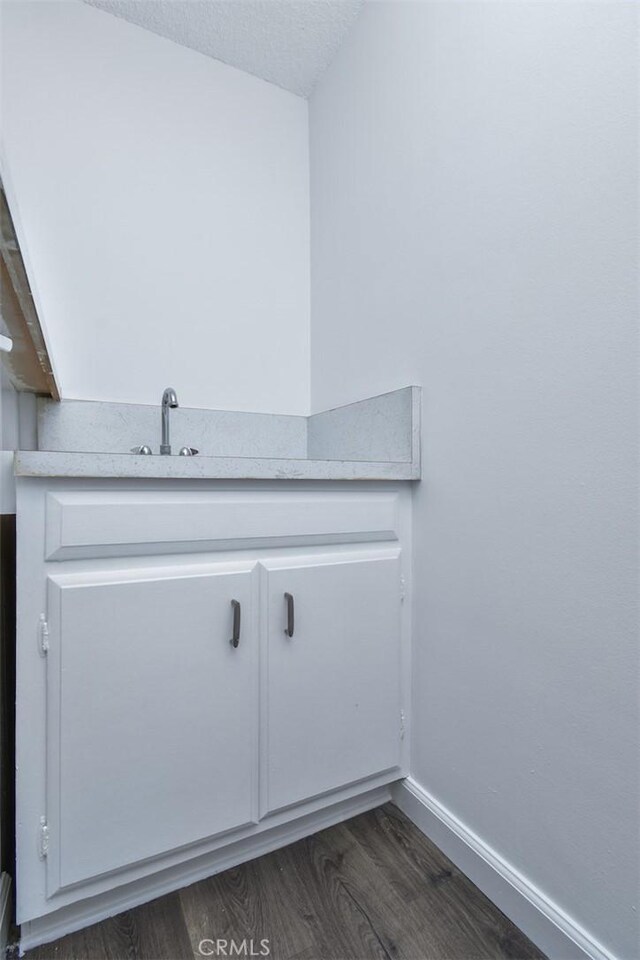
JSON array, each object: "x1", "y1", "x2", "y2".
[{"x1": 82, "y1": 0, "x2": 363, "y2": 97}]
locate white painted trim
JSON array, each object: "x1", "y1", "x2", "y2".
[
  {"x1": 20, "y1": 784, "x2": 392, "y2": 953},
  {"x1": 393, "y1": 778, "x2": 617, "y2": 960},
  {"x1": 0, "y1": 451, "x2": 16, "y2": 514},
  {"x1": 0, "y1": 873, "x2": 12, "y2": 953}
]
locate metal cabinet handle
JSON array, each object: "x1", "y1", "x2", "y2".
[
  {"x1": 230, "y1": 599, "x2": 241, "y2": 648},
  {"x1": 284, "y1": 592, "x2": 294, "y2": 638}
]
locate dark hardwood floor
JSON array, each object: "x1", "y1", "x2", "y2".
[{"x1": 24, "y1": 804, "x2": 545, "y2": 960}]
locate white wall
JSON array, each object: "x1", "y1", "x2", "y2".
[
  {"x1": 310, "y1": 3, "x2": 638, "y2": 958},
  {"x1": 1, "y1": 0, "x2": 310, "y2": 415}
]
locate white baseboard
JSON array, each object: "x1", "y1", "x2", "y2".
[
  {"x1": 0, "y1": 872, "x2": 12, "y2": 953},
  {"x1": 20, "y1": 784, "x2": 392, "y2": 953},
  {"x1": 392, "y1": 778, "x2": 616, "y2": 960}
]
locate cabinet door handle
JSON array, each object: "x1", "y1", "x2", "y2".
[
  {"x1": 230, "y1": 599, "x2": 241, "y2": 648},
  {"x1": 284, "y1": 592, "x2": 294, "y2": 638}
]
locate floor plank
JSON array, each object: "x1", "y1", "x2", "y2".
[
  {"x1": 180, "y1": 846, "x2": 322, "y2": 960},
  {"x1": 284, "y1": 832, "x2": 393, "y2": 960},
  {"x1": 309, "y1": 818, "x2": 456, "y2": 959},
  {"x1": 344, "y1": 805, "x2": 543, "y2": 960},
  {"x1": 25, "y1": 803, "x2": 546, "y2": 960},
  {"x1": 26, "y1": 892, "x2": 193, "y2": 960}
]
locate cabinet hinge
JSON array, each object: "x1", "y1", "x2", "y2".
[
  {"x1": 400, "y1": 710, "x2": 406, "y2": 740},
  {"x1": 400, "y1": 575, "x2": 406, "y2": 602},
  {"x1": 38, "y1": 817, "x2": 49, "y2": 859},
  {"x1": 39, "y1": 615, "x2": 49, "y2": 656}
]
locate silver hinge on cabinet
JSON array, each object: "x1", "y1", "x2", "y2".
[
  {"x1": 400, "y1": 575, "x2": 406, "y2": 602},
  {"x1": 400, "y1": 710, "x2": 406, "y2": 740},
  {"x1": 38, "y1": 817, "x2": 49, "y2": 859},
  {"x1": 39, "y1": 615, "x2": 49, "y2": 656}
]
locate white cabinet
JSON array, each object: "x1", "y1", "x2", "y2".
[
  {"x1": 17, "y1": 481, "x2": 411, "y2": 945},
  {"x1": 260, "y1": 550, "x2": 403, "y2": 814},
  {"x1": 45, "y1": 562, "x2": 257, "y2": 895}
]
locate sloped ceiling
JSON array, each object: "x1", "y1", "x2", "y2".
[{"x1": 82, "y1": 0, "x2": 363, "y2": 97}]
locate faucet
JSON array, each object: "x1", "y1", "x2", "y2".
[{"x1": 160, "y1": 387, "x2": 178, "y2": 455}]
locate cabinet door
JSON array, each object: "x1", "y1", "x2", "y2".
[
  {"x1": 46, "y1": 562, "x2": 257, "y2": 894},
  {"x1": 261, "y1": 549, "x2": 402, "y2": 814}
]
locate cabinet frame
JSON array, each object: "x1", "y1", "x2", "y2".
[{"x1": 16, "y1": 478, "x2": 412, "y2": 934}]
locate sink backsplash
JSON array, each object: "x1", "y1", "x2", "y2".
[
  {"x1": 36, "y1": 387, "x2": 420, "y2": 465},
  {"x1": 37, "y1": 400, "x2": 307, "y2": 460}
]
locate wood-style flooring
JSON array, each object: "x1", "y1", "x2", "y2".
[{"x1": 24, "y1": 804, "x2": 545, "y2": 960}]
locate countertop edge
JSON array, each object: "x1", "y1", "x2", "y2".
[{"x1": 14, "y1": 451, "x2": 420, "y2": 482}]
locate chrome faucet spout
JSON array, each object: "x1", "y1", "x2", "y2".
[{"x1": 160, "y1": 387, "x2": 178, "y2": 455}]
